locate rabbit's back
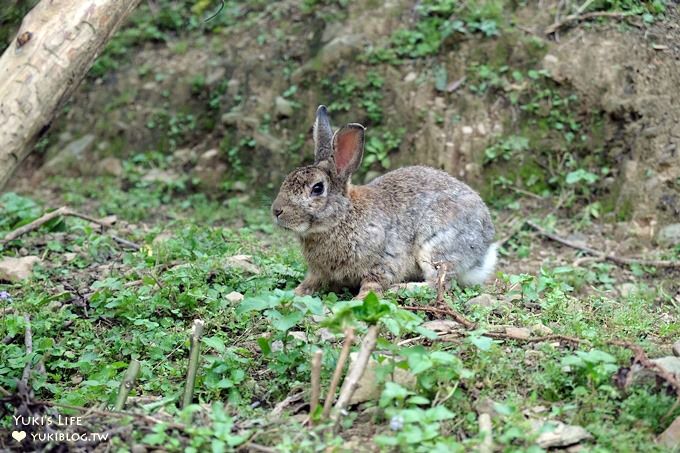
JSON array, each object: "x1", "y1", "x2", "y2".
[{"x1": 368, "y1": 166, "x2": 496, "y2": 284}]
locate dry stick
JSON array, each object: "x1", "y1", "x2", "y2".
[
  {"x1": 21, "y1": 314, "x2": 33, "y2": 384},
  {"x1": 478, "y1": 412, "x2": 493, "y2": 453},
  {"x1": 608, "y1": 339, "x2": 680, "y2": 418},
  {"x1": 545, "y1": 10, "x2": 636, "y2": 35},
  {"x1": 1, "y1": 206, "x2": 140, "y2": 250},
  {"x1": 114, "y1": 359, "x2": 141, "y2": 411},
  {"x1": 309, "y1": 350, "x2": 323, "y2": 421},
  {"x1": 36, "y1": 399, "x2": 187, "y2": 431},
  {"x1": 182, "y1": 319, "x2": 205, "y2": 409},
  {"x1": 527, "y1": 221, "x2": 680, "y2": 268},
  {"x1": 408, "y1": 267, "x2": 680, "y2": 417},
  {"x1": 322, "y1": 328, "x2": 354, "y2": 418},
  {"x1": 332, "y1": 324, "x2": 380, "y2": 428}
]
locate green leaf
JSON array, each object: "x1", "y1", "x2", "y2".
[
  {"x1": 235, "y1": 295, "x2": 279, "y2": 315},
  {"x1": 267, "y1": 309, "x2": 303, "y2": 331},
  {"x1": 468, "y1": 334, "x2": 494, "y2": 351},
  {"x1": 203, "y1": 336, "x2": 226, "y2": 353},
  {"x1": 257, "y1": 337, "x2": 271, "y2": 355}
]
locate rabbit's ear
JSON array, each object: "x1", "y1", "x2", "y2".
[
  {"x1": 313, "y1": 105, "x2": 333, "y2": 163},
  {"x1": 332, "y1": 123, "x2": 365, "y2": 179}
]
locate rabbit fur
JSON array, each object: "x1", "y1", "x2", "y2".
[{"x1": 271, "y1": 105, "x2": 497, "y2": 299}]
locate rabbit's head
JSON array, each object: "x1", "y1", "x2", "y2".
[{"x1": 271, "y1": 105, "x2": 364, "y2": 235}]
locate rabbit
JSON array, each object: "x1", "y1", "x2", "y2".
[{"x1": 271, "y1": 105, "x2": 497, "y2": 299}]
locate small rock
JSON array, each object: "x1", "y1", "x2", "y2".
[
  {"x1": 142, "y1": 168, "x2": 179, "y2": 183},
  {"x1": 63, "y1": 253, "x2": 77, "y2": 262},
  {"x1": 152, "y1": 232, "x2": 174, "y2": 245},
  {"x1": 193, "y1": 149, "x2": 227, "y2": 190},
  {"x1": 232, "y1": 181, "x2": 247, "y2": 192},
  {"x1": 224, "y1": 255, "x2": 261, "y2": 275},
  {"x1": 631, "y1": 356, "x2": 680, "y2": 384},
  {"x1": 673, "y1": 340, "x2": 680, "y2": 357},
  {"x1": 253, "y1": 130, "x2": 283, "y2": 153},
  {"x1": 226, "y1": 291, "x2": 244, "y2": 303},
  {"x1": 318, "y1": 328, "x2": 336, "y2": 342},
  {"x1": 95, "y1": 157, "x2": 123, "y2": 177},
  {"x1": 41, "y1": 134, "x2": 97, "y2": 176},
  {"x1": 287, "y1": 331, "x2": 307, "y2": 342},
  {"x1": 205, "y1": 67, "x2": 226, "y2": 87},
  {"x1": 618, "y1": 282, "x2": 638, "y2": 298},
  {"x1": 504, "y1": 292, "x2": 522, "y2": 303},
  {"x1": 131, "y1": 444, "x2": 147, "y2": 453},
  {"x1": 466, "y1": 294, "x2": 499, "y2": 309},
  {"x1": 657, "y1": 223, "x2": 680, "y2": 247},
  {"x1": 98, "y1": 215, "x2": 117, "y2": 227},
  {"x1": 271, "y1": 340, "x2": 284, "y2": 352},
  {"x1": 0, "y1": 256, "x2": 41, "y2": 282},
  {"x1": 403, "y1": 72, "x2": 418, "y2": 82},
  {"x1": 531, "y1": 323, "x2": 553, "y2": 336},
  {"x1": 565, "y1": 232, "x2": 588, "y2": 247},
  {"x1": 653, "y1": 356, "x2": 680, "y2": 376},
  {"x1": 173, "y1": 148, "x2": 196, "y2": 165},
  {"x1": 349, "y1": 352, "x2": 416, "y2": 405},
  {"x1": 422, "y1": 320, "x2": 460, "y2": 333},
  {"x1": 534, "y1": 421, "x2": 592, "y2": 448},
  {"x1": 505, "y1": 327, "x2": 531, "y2": 340},
  {"x1": 274, "y1": 96, "x2": 294, "y2": 117},
  {"x1": 226, "y1": 78, "x2": 240, "y2": 96},
  {"x1": 658, "y1": 415, "x2": 680, "y2": 448}
]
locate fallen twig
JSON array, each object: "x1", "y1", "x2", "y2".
[
  {"x1": 608, "y1": 339, "x2": 680, "y2": 418},
  {"x1": 332, "y1": 325, "x2": 380, "y2": 428},
  {"x1": 527, "y1": 221, "x2": 680, "y2": 268},
  {"x1": 1, "y1": 206, "x2": 140, "y2": 250},
  {"x1": 21, "y1": 314, "x2": 33, "y2": 384},
  {"x1": 405, "y1": 271, "x2": 680, "y2": 418},
  {"x1": 545, "y1": 10, "x2": 635, "y2": 35},
  {"x1": 114, "y1": 359, "x2": 141, "y2": 411},
  {"x1": 309, "y1": 350, "x2": 323, "y2": 422},
  {"x1": 182, "y1": 319, "x2": 205, "y2": 409},
  {"x1": 322, "y1": 327, "x2": 354, "y2": 418},
  {"x1": 36, "y1": 399, "x2": 187, "y2": 431}
]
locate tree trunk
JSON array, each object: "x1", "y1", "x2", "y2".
[{"x1": 0, "y1": 0, "x2": 141, "y2": 189}]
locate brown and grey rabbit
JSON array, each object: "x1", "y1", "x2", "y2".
[{"x1": 271, "y1": 105, "x2": 497, "y2": 299}]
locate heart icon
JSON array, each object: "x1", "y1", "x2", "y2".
[{"x1": 12, "y1": 430, "x2": 26, "y2": 442}]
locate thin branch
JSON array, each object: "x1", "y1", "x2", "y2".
[
  {"x1": 114, "y1": 359, "x2": 141, "y2": 411},
  {"x1": 1, "y1": 206, "x2": 140, "y2": 250},
  {"x1": 323, "y1": 328, "x2": 354, "y2": 418},
  {"x1": 21, "y1": 314, "x2": 33, "y2": 384},
  {"x1": 332, "y1": 325, "x2": 380, "y2": 427},
  {"x1": 608, "y1": 339, "x2": 680, "y2": 418},
  {"x1": 182, "y1": 319, "x2": 205, "y2": 409},
  {"x1": 527, "y1": 221, "x2": 680, "y2": 268},
  {"x1": 545, "y1": 10, "x2": 636, "y2": 35},
  {"x1": 309, "y1": 350, "x2": 323, "y2": 421},
  {"x1": 35, "y1": 400, "x2": 186, "y2": 431}
]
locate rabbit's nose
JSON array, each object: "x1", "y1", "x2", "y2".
[{"x1": 273, "y1": 207, "x2": 283, "y2": 218}]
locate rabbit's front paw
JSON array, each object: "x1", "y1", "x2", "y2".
[
  {"x1": 294, "y1": 284, "x2": 315, "y2": 296},
  {"x1": 355, "y1": 281, "x2": 383, "y2": 300}
]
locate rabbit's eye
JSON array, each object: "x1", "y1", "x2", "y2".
[{"x1": 311, "y1": 182, "x2": 324, "y2": 196}]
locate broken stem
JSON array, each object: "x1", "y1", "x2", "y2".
[
  {"x1": 21, "y1": 314, "x2": 33, "y2": 384},
  {"x1": 114, "y1": 359, "x2": 141, "y2": 411},
  {"x1": 322, "y1": 327, "x2": 354, "y2": 418},
  {"x1": 309, "y1": 350, "x2": 323, "y2": 422},
  {"x1": 332, "y1": 324, "x2": 380, "y2": 428},
  {"x1": 182, "y1": 319, "x2": 205, "y2": 409}
]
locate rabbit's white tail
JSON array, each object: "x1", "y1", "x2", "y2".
[{"x1": 460, "y1": 242, "x2": 498, "y2": 286}]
